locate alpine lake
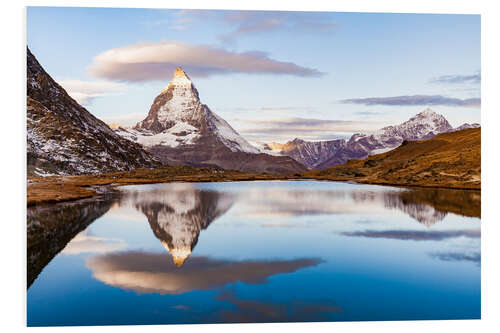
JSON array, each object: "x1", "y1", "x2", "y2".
[{"x1": 27, "y1": 180, "x2": 481, "y2": 326}]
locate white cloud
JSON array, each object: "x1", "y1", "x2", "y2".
[
  {"x1": 88, "y1": 41, "x2": 324, "y2": 82},
  {"x1": 232, "y1": 117, "x2": 383, "y2": 143},
  {"x1": 101, "y1": 113, "x2": 146, "y2": 127},
  {"x1": 62, "y1": 230, "x2": 126, "y2": 255},
  {"x1": 57, "y1": 79, "x2": 128, "y2": 106}
]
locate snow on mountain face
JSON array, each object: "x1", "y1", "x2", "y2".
[
  {"x1": 263, "y1": 108, "x2": 456, "y2": 170},
  {"x1": 377, "y1": 108, "x2": 453, "y2": 141},
  {"x1": 115, "y1": 122, "x2": 200, "y2": 148},
  {"x1": 454, "y1": 123, "x2": 480, "y2": 131},
  {"x1": 123, "y1": 67, "x2": 259, "y2": 154},
  {"x1": 208, "y1": 111, "x2": 260, "y2": 154},
  {"x1": 26, "y1": 48, "x2": 160, "y2": 177}
]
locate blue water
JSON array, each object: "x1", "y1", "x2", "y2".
[{"x1": 27, "y1": 181, "x2": 481, "y2": 326}]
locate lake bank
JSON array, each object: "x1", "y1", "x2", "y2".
[{"x1": 27, "y1": 165, "x2": 481, "y2": 206}]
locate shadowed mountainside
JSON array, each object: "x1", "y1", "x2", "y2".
[{"x1": 27, "y1": 48, "x2": 160, "y2": 177}]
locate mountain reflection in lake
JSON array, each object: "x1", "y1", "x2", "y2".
[
  {"x1": 123, "y1": 184, "x2": 235, "y2": 266},
  {"x1": 27, "y1": 181, "x2": 480, "y2": 326}
]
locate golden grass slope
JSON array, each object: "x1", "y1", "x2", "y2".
[{"x1": 306, "y1": 128, "x2": 481, "y2": 190}]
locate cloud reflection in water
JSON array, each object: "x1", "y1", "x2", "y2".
[{"x1": 86, "y1": 251, "x2": 322, "y2": 295}]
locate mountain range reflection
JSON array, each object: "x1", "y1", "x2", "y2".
[
  {"x1": 116, "y1": 184, "x2": 480, "y2": 267},
  {"x1": 379, "y1": 188, "x2": 480, "y2": 226},
  {"x1": 119, "y1": 184, "x2": 234, "y2": 266},
  {"x1": 237, "y1": 186, "x2": 480, "y2": 226},
  {"x1": 27, "y1": 195, "x2": 116, "y2": 288}
]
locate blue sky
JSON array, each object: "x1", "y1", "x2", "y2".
[{"x1": 27, "y1": 7, "x2": 480, "y2": 143}]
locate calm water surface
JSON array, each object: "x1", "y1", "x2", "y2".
[{"x1": 27, "y1": 181, "x2": 481, "y2": 326}]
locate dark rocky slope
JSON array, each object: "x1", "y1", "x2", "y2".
[{"x1": 27, "y1": 48, "x2": 161, "y2": 176}]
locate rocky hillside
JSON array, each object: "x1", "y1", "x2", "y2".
[
  {"x1": 260, "y1": 109, "x2": 478, "y2": 170},
  {"x1": 306, "y1": 128, "x2": 480, "y2": 190},
  {"x1": 27, "y1": 48, "x2": 161, "y2": 177},
  {"x1": 114, "y1": 68, "x2": 306, "y2": 174}
]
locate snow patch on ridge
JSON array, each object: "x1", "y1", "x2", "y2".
[
  {"x1": 115, "y1": 122, "x2": 200, "y2": 148},
  {"x1": 211, "y1": 113, "x2": 260, "y2": 153}
]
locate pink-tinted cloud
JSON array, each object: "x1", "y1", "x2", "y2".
[
  {"x1": 177, "y1": 10, "x2": 340, "y2": 44},
  {"x1": 430, "y1": 71, "x2": 481, "y2": 84},
  {"x1": 57, "y1": 79, "x2": 127, "y2": 105},
  {"x1": 88, "y1": 41, "x2": 324, "y2": 82},
  {"x1": 341, "y1": 95, "x2": 481, "y2": 108},
  {"x1": 232, "y1": 117, "x2": 382, "y2": 142},
  {"x1": 86, "y1": 252, "x2": 321, "y2": 295}
]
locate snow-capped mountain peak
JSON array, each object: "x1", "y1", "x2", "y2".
[
  {"x1": 417, "y1": 107, "x2": 436, "y2": 116},
  {"x1": 379, "y1": 108, "x2": 452, "y2": 141},
  {"x1": 173, "y1": 66, "x2": 190, "y2": 81},
  {"x1": 115, "y1": 67, "x2": 260, "y2": 155},
  {"x1": 407, "y1": 108, "x2": 448, "y2": 127},
  {"x1": 454, "y1": 123, "x2": 480, "y2": 131},
  {"x1": 160, "y1": 67, "x2": 197, "y2": 98},
  {"x1": 136, "y1": 67, "x2": 203, "y2": 132}
]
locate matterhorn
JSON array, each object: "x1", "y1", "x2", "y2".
[{"x1": 115, "y1": 68, "x2": 306, "y2": 174}]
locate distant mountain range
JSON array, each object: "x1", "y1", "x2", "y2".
[
  {"x1": 257, "y1": 109, "x2": 479, "y2": 170},
  {"x1": 27, "y1": 48, "x2": 160, "y2": 176},
  {"x1": 306, "y1": 127, "x2": 481, "y2": 190}
]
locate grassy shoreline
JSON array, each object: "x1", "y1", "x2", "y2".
[{"x1": 27, "y1": 165, "x2": 480, "y2": 206}]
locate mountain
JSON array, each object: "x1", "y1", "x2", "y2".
[
  {"x1": 454, "y1": 123, "x2": 480, "y2": 131},
  {"x1": 126, "y1": 184, "x2": 234, "y2": 266},
  {"x1": 261, "y1": 108, "x2": 457, "y2": 170},
  {"x1": 306, "y1": 127, "x2": 481, "y2": 190},
  {"x1": 376, "y1": 108, "x2": 453, "y2": 141},
  {"x1": 114, "y1": 68, "x2": 306, "y2": 174},
  {"x1": 27, "y1": 48, "x2": 160, "y2": 177},
  {"x1": 258, "y1": 138, "x2": 346, "y2": 170}
]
